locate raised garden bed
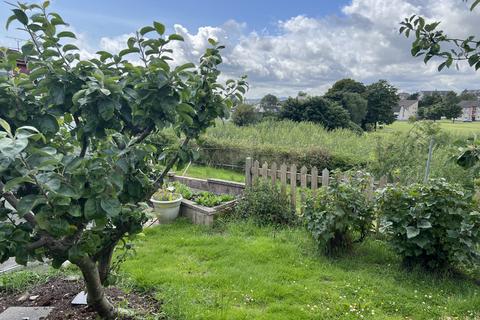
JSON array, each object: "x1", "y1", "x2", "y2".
[{"x1": 166, "y1": 175, "x2": 245, "y2": 225}]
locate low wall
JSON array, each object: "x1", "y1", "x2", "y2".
[
  {"x1": 168, "y1": 174, "x2": 245, "y2": 196},
  {"x1": 166, "y1": 174, "x2": 244, "y2": 225}
]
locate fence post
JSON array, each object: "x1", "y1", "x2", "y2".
[
  {"x1": 261, "y1": 162, "x2": 268, "y2": 179},
  {"x1": 252, "y1": 160, "x2": 260, "y2": 183},
  {"x1": 270, "y1": 162, "x2": 277, "y2": 185},
  {"x1": 322, "y1": 168, "x2": 330, "y2": 188},
  {"x1": 245, "y1": 157, "x2": 253, "y2": 188},
  {"x1": 290, "y1": 164, "x2": 297, "y2": 212},
  {"x1": 311, "y1": 167, "x2": 318, "y2": 196},
  {"x1": 300, "y1": 166, "x2": 307, "y2": 213},
  {"x1": 280, "y1": 163, "x2": 287, "y2": 195}
]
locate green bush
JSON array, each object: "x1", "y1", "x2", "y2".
[
  {"x1": 304, "y1": 171, "x2": 375, "y2": 255},
  {"x1": 232, "y1": 104, "x2": 258, "y2": 126},
  {"x1": 234, "y1": 179, "x2": 296, "y2": 226},
  {"x1": 378, "y1": 179, "x2": 480, "y2": 270}
]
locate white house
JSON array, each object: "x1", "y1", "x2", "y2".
[
  {"x1": 394, "y1": 100, "x2": 418, "y2": 120},
  {"x1": 457, "y1": 100, "x2": 480, "y2": 122}
]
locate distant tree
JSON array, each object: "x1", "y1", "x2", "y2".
[
  {"x1": 424, "y1": 104, "x2": 444, "y2": 121},
  {"x1": 459, "y1": 91, "x2": 477, "y2": 101},
  {"x1": 302, "y1": 97, "x2": 351, "y2": 130},
  {"x1": 419, "y1": 93, "x2": 443, "y2": 109},
  {"x1": 341, "y1": 92, "x2": 368, "y2": 125},
  {"x1": 259, "y1": 94, "x2": 279, "y2": 116},
  {"x1": 408, "y1": 92, "x2": 420, "y2": 100},
  {"x1": 297, "y1": 91, "x2": 308, "y2": 98},
  {"x1": 232, "y1": 104, "x2": 258, "y2": 126},
  {"x1": 279, "y1": 96, "x2": 350, "y2": 130},
  {"x1": 279, "y1": 97, "x2": 305, "y2": 122},
  {"x1": 364, "y1": 80, "x2": 399, "y2": 130},
  {"x1": 325, "y1": 78, "x2": 366, "y2": 101},
  {"x1": 442, "y1": 92, "x2": 462, "y2": 122}
]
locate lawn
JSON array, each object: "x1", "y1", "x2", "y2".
[
  {"x1": 176, "y1": 164, "x2": 245, "y2": 183},
  {"x1": 122, "y1": 219, "x2": 480, "y2": 320}
]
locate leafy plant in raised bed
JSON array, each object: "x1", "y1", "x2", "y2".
[
  {"x1": 378, "y1": 179, "x2": 480, "y2": 271},
  {"x1": 167, "y1": 182, "x2": 234, "y2": 207},
  {"x1": 235, "y1": 179, "x2": 295, "y2": 226},
  {"x1": 304, "y1": 171, "x2": 375, "y2": 255},
  {"x1": 0, "y1": 2, "x2": 247, "y2": 319},
  {"x1": 194, "y1": 192, "x2": 234, "y2": 207}
]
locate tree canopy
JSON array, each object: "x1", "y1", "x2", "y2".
[{"x1": 363, "y1": 80, "x2": 399, "y2": 129}]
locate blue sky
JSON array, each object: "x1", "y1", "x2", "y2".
[
  {"x1": 1, "y1": 0, "x2": 479, "y2": 98},
  {"x1": 1, "y1": 0, "x2": 350, "y2": 45}
]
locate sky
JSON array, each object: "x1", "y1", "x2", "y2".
[{"x1": 1, "y1": 0, "x2": 480, "y2": 98}]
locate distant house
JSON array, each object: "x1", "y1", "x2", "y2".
[
  {"x1": 461, "y1": 89, "x2": 480, "y2": 98},
  {"x1": 457, "y1": 100, "x2": 480, "y2": 122},
  {"x1": 0, "y1": 48, "x2": 28, "y2": 74},
  {"x1": 398, "y1": 92, "x2": 411, "y2": 100},
  {"x1": 394, "y1": 100, "x2": 418, "y2": 120}
]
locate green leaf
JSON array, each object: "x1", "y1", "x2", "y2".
[
  {"x1": 154, "y1": 21, "x2": 165, "y2": 35},
  {"x1": 100, "y1": 198, "x2": 121, "y2": 217},
  {"x1": 176, "y1": 103, "x2": 195, "y2": 115},
  {"x1": 36, "y1": 114, "x2": 59, "y2": 134},
  {"x1": 62, "y1": 44, "x2": 79, "y2": 52},
  {"x1": 139, "y1": 26, "x2": 155, "y2": 35},
  {"x1": 5, "y1": 15, "x2": 16, "y2": 30},
  {"x1": 168, "y1": 34, "x2": 184, "y2": 41},
  {"x1": 3, "y1": 176, "x2": 35, "y2": 191},
  {"x1": 98, "y1": 100, "x2": 115, "y2": 121},
  {"x1": 12, "y1": 9, "x2": 28, "y2": 25},
  {"x1": 417, "y1": 219, "x2": 432, "y2": 229},
  {"x1": 471, "y1": 0, "x2": 480, "y2": 10},
  {"x1": 174, "y1": 63, "x2": 195, "y2": 73},
  {"x1": 119, "y1": 48, "x2": 140, "y2": 57},
  {"x1": 406, "y1": 226, "x2": 420, "y2": 239},
  {"x1": 208, "y1": 38, "x2": 218, "y2": 46},
  {"x1": 84, "y1": 198, "x2": 98, "y2": 220},
  {"x1": 17, "y1": 195, "x2": 47, "y2": 216},
  {"x1": 0, "y1": 119, "x2": 12, "y2": 136},
  {"x1": 69, "y1": 205, "x2": 82, "y2": 217},
  {"x1": 57, "y1": 31, "x2": 76, "y2": 39}
]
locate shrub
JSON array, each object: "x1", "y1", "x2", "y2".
[
  {"x1": 234, "y1": 179, "x2": 296, "y2": 226},
  {"x1": 232, "y1": 104, "x2": 258, "y2": 126},
  {"x1": 304, "y1": 171, "x2": 375, "y2": 255},
  {"x1": 378, "y1": 179, "x2": 480, "y2": 270}
]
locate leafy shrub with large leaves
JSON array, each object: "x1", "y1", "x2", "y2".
[
  {"x1": 378, "y1": 179, "x2": 480, "y2": 270},
  {"x1": 234, "y1": 179, "x2": 296, "y2": 226},
  {"x1": 0, "y1": 2, "x2": 247, "y2": 319},
  {"x1": 304, "y1": 171, "x2": 375, "y2": 255}
]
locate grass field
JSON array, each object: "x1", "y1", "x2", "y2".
[
  {"x1": 381, "y1": 120, "x2": 480, "y2": 137},
  {"x1": 122, "y1": 220, "x2": 480, "y2": 320}
]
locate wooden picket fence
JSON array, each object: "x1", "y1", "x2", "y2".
[{"x1": 244, "y1": 157, "x2": 388, "y2": 212}]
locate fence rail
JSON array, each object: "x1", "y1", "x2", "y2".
[{"x1": 244, "y1": 157, "x2": 387, "y2": 213}]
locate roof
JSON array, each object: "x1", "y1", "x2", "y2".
[
  {"x1": 393, "y1": 100, "x2": 417, "y2": 112},
  {"x1": 459, "y1": 100, "x2": 479, "y2": 108}
]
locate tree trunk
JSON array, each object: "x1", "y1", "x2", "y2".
[
  {"x1": 75, "y1": 256, "x2": 116, "y2": 319},
  {"x1": 97, "y1": 243, "x2": 116, "y2": 286}
]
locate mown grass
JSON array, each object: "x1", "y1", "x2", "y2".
[
  {"x1": 176, "y1": 164, "x2": 245, "y2": 183},
  {"x1": 122, "y1": 219, "x2": 480, "y2": 320}
]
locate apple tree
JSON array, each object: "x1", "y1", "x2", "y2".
[{"x1": 0, "y1": 1, "x2": 247, "y2": 318}]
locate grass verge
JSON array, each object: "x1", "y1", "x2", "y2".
[{"x1": 121, "y1": 219, "x2": 480, "y2": 320}]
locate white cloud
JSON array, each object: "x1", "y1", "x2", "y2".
[{"x1": 71, "y1": 0, "x2": 480, "y2": 98}]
